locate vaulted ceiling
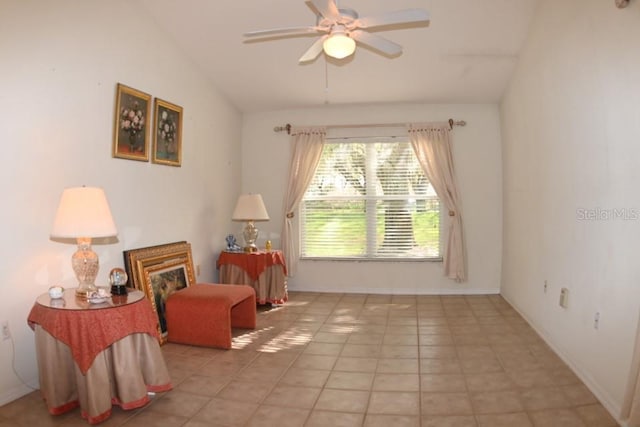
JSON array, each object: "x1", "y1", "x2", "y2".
[{"x1": 138, "y1": 0, "x2": 539, "y2": 112}]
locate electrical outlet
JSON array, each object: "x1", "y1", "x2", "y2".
[
  {"x1": 559, "y1": 288, "x2": 569, "y2": 308},
  {"x1": 594, "y1": 312, "x2": 600, "y2": 329},
  {"x1": 2, "y1": 321, "x2": 10, "y2": 341}
]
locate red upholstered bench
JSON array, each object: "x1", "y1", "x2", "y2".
[{"x1": 165, "y1": 284, "x2": 256, "y2": 349}]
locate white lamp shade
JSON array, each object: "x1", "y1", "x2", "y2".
[
  {"x1": 51, "y1": 187, "x2": 118, "y2": 238},
  {"x1": 323, "y1": 31, "x2": 356, "y2": 59},
  {"x1": 232, "y1": 194, "x2": 270, "y2": 221}
]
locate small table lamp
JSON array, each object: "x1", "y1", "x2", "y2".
[
  {"x1": 50, "y1": 187, "x2": 118, "y2": 298},
  {"x1": 232, "y1": 194, "x2": 269, "y2": 252}
]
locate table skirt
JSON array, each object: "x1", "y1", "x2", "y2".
[
  {"x1": 219, "y1": 264, "x2": 288, "y2": 304},
  {"x1": 35, "y1": 326, "x2": 172, "y2": 424}
]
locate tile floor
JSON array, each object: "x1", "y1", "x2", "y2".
[{"x1": 0, "y1": 292, "x2": 620, "y2": 426}]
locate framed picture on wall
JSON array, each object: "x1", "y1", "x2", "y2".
[
  {"x1": 152, "y1": 98, "x2": 183, "y2": 167},
  {"x1": 112, "y1": 83, "x2": 151, "y2": 161}
]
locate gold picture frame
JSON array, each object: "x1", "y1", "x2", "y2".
[
  {"x1": 152, "y1": 98, "x2": 183, "y2": 166},
  {"x1": 112, "y1": 83, "x2": 151, "y2": 161},
  {"x1": 123, "y1": 241, "x2": 193, "y2": 290},
  {"x1": 123, "y1": 241, "x2": 195, "y2": 343},
  {"x1": 143, "y1": 259, "x2": 192, "y2": 342}
]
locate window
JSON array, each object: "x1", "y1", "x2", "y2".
[{"x1": 300, "y1": 137, "x2": 441, "y2": 260}]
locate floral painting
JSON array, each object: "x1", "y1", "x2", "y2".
[
  {"x1": 112, "y1": 83, "x2": 151, "y2": 161},
  {"x1": 152, "y1": 98, "x2": 183, "y2": 166}
]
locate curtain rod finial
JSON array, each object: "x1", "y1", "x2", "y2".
[
  {"x1": 273, "y1": 124, "x2": 292, "y2": 134},
  {"x1": 448, "y1": 119, "x2": 467, "y2": 129}
]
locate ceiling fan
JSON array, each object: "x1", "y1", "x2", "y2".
[{"x1": 243, "y1": 0, "x2": 430, "y2": 63}]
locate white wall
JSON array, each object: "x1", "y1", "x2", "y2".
[
  {"x1": 0, "y1": 1, "x2": 242, "y2": 405},
  {"x1": 500, "y1": 0, "x2": 640, "y2": 418},
  {"x1": 242, "y1": 103, "x2": 502, "y2": 294}
]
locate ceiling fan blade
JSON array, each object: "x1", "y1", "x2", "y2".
[
  {"x1": 244, "y1": 26, "x2": 323, "y2": 38},
  {"x1": 355, "y1": 9, "x2": 430, "y2": 29},
  {"x1": 310, "y1": 0, "x2": 340, "y2": 21},
  {"x1": 299, "y1": 36, "x2": 328, "y2": 63},
  {"x1": 350, "y1": 30, "x2": 402, "y2": 56}
]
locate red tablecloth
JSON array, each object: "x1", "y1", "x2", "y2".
[
  {"x1": 217, "y1": 250, "x2": 287, "y2": 281},
  {"x1": 28, "y1": 296, "x2": 159, "y2": 374}
]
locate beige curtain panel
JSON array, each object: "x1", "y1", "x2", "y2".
[
  {"x1": 281, "y1": 126, "x2": 326, "y2": 276},
  {"x1": 408, "y1": 123, "x2": 467, "y2": 282}
]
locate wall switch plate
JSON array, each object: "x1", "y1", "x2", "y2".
[
  {"x1": 594, "y1": 312, "x2": 600, "y2": 329},
  {"x1": 559, "y1": 288, "x2": 569, "y2": 308},
  {"x1": 544, "y1": 280, "x2": 548, "y2": 293}
]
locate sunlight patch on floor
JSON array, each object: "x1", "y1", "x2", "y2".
[{"x1": 231, "y1": 326, "x2": 274, "y2": 349}]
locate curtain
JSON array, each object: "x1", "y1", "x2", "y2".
[
  {"x1": 408, "y1": 123, "x2": 467, "y2": 282},
  {"x1": 281, "y1": 126, "x2": 326, "y2": 276}
]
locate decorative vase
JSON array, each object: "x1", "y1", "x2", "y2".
[{"x1": 128, "y1": 131, "x2": 137, "y2": 153}]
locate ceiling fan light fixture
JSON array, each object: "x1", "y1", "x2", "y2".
[
  {"x1": 323, "y1": 30, "x2": 356, "y2": 59},
  {"x1": 245, "y1": 1, "x2": 430, "y2": 63}
]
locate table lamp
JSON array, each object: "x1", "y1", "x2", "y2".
[
  {"x1": 50, "y1": 187, "x2": 118, "y2": 298},
  {"x1": 232, "y1": 194, "x2": 269, "y2": 252}
]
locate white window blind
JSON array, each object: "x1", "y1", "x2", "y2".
[{"x1": 301, "y1": 138, "x2": 441, "y2": 260}]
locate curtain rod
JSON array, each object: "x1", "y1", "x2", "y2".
[{"x1": 273, "y1": 119, "x2": 467, "y2": 134}]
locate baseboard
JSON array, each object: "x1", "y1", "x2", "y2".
[
  {"x1": 500, "y1": 293, "x2": 624, "y2": 426},
  {"x1": 0, "y1": 381, "x2": 38, "y2": 407},
  {"x1": 287, "y1": 284, "x2": 500, "y2": 296}
]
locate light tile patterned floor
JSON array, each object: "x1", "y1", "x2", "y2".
[{"x1": 0, "y1": 292, "x2": 620, "y2": 426}]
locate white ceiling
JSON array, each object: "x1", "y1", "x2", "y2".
[{"x1": 138, "y1": 0, "x2": 539, "y2": 113}]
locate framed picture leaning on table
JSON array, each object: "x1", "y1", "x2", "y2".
[
  {"x1": 123, "y1": 241, "x2": 195, "y2": 343},
  {"x1": 143, "y1": 259, "x2": 192, "y2": 340}
]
